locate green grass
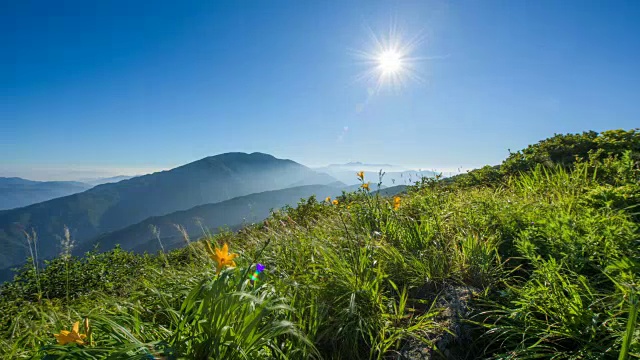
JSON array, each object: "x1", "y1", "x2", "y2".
[{"x1": 1, "y1": 134, "x2": 639, "y2": 359}]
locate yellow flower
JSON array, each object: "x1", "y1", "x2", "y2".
[
  {"x1": 54, "y1": 321, "x2": 87, "y2": 345},
  {"x1": 361, "y1": 182, "x2": 370, "y2": 191},
  {"x1": 332, "y1": 199, "x2": 339, "y2": 205},
  {"x1": 393, "y1": 196, "x2": 401, "y2": 210},
  {"x1": 357, "y1": 171, "x2": 365, "y2": 180},
  {"x1": 325, "y1": 196, "x2": 331, "y2": 203},
  {"x1": 205, "y1": 242, "x2": 238, "y2": 272}
]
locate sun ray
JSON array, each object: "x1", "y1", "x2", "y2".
[{"x1": 352, "y1": 23, "x2": 425, "y2": 92}]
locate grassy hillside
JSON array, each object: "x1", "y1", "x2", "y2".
[
  {"x1": 0, "y1": 129, "x2": 638, "y2": 359},
  {"x1": 315, "y1": 166, "x2": 437, "y2": 187},
  {"x1": 80, "y1": 185, "x2": 343, "y2": 255},
  {"x1": 0, "y1": 152, "x2": 337, "y2": 273}
]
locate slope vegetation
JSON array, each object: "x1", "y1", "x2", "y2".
[
  {"x1": 0, "y1": 129, "x2": 638, "y2": 359},
  {"x1": 83, "y1": 185, "x2": 342, "y2": 255}
]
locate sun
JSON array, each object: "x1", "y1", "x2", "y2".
[
  {"x1": 377, "y1": 49, "x2": 404, "y2": 74},
  {"x1": 353, "y1": 24, "x2": 423, "y2": 92}
]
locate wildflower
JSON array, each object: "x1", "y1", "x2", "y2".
[
  {"x1": 325, "y1": 196, "x2": 331, "y2": 203},
  {"x1": 357, "y1": 171, "x2": 365, "y2": 180},
  {"x1": 361, "y1": 182, "x2": 370, "y2": 191},
  {"x1": 393, "y1": 196, "x2": 401, "y2": 210},
  {"x1": 332, "y1": 199, "x2": 339, "y2": 206},
  {"x1": 54, "y1": 321, "x2": 87, "y2": 345},
  {"x1": 205, "y1": 242, "x2": 238, "y2": 272}
]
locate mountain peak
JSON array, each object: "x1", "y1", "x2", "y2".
[
  {"x1": 0, "y1": 177, "x2": 36, "y2": 184},
  {"x1": 0, "y1": 151, "x2": 338, "y2": 273},
  {"x1": 178, "y1": 152, "x2": 293, "y2": 172},
  {"x1": 196, "y1": 152, "x2": 280, "y2": 163}
]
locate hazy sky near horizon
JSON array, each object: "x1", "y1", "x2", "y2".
[{"x1": 3, "y1": 0, "x2": 639, "y2": 180}]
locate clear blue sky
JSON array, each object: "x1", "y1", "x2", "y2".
[{"x1": 2, "y1": 0, "x2": 639, "y2": 180}]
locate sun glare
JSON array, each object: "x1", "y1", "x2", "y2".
[
  {"x1": 353, "y1": 24, "x2": 423, "y2": 92},
  {"x1": 377, "y1": 49, "x2": 403, "y2": 74}
]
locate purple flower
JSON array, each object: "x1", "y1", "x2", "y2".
[{"x1": 256, "y1": 263, "x2": 265, "y2": 272}]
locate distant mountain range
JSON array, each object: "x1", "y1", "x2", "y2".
[
  {"x1": 324, "y1": 162, "x2": 395, "y2": 169},
  {"x1": 315, "y1": 163, "x2": 437, "y2": 187},
  {"x1": 0, "y1": 178, "x2": 93, "y2": 211},
  {"x1": 0, "y1": 176, "x2": 139, "y2": 211},
  {"x1": 0, "y1": 155, "x2": 416, "y2": 283},
  {"x1": 0, "y1": 152, "x2": 340, "y2": 276}
]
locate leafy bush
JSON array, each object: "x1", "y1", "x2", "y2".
[{"x1": 501, "y1": 128, "x2": 640, "y2": 175}]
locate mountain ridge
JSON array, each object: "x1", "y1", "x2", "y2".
[
  {"x1": 81, "y1": 184, "x2": 342, "y2": 256},
  {"x1": 0, "y1": 152, "x2": 338, "y2": 272},
  {"x1": 0, "y1": 177, "x2": 93, "y2": 211}
]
